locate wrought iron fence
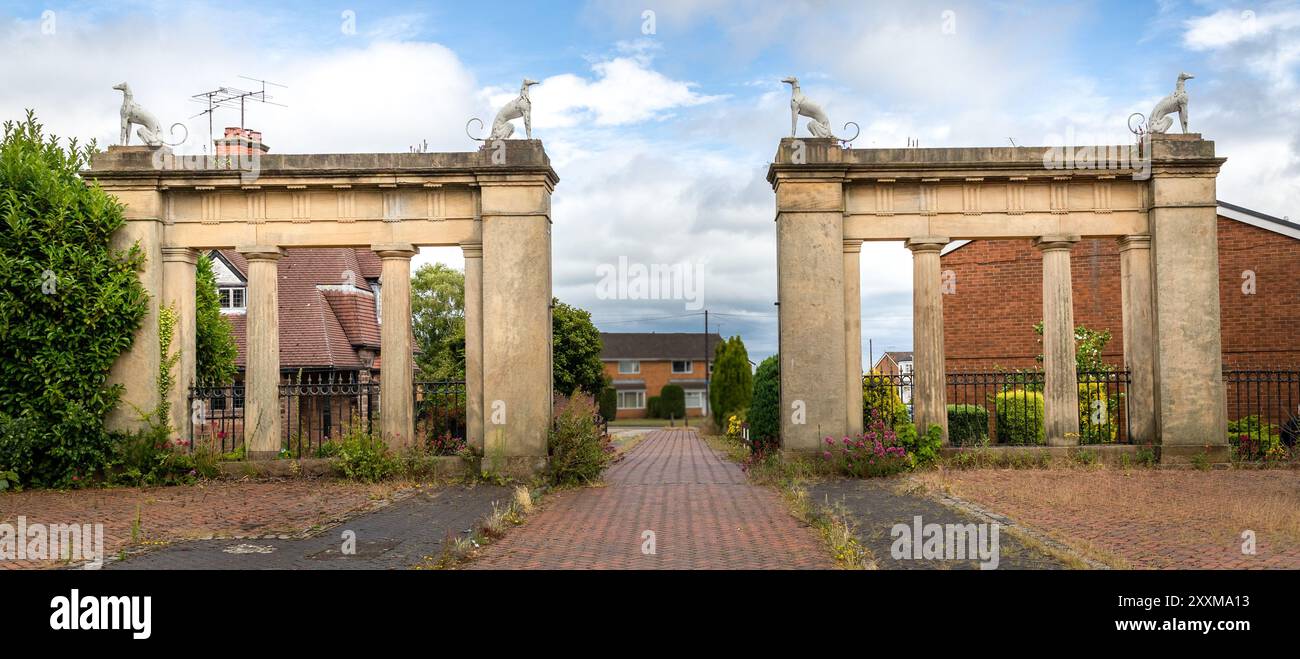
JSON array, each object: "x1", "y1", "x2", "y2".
[
  {"x1": 1077, "y1": 370, "x2": 1131, "y2": 444},
  {"x1": 863, "y1": 372, "x2": 913, "y2": 430},
  {"x1": 189, "y1": 384, "x2": 245, "y2": 454},
  {"x1": 414, "y1": 380, "x2": 467, "y2": 454},
  {"x1": 281, "y1": 373, "x2": 379, "y2": 458},
  {"x1": 1224, "y1": 370, "x2": 1300, "y2": 451},
  {"x1": 945, "y1": 370, "x2": 1046, "y2": 446}
]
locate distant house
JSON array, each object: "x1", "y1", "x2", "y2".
[
  {"x1": 600, "y1": 332, "x2": 722, "y2": 419},
  {"x1": 210, "y1": 247, "x2": 385, "y2": 383},
  {"x1": 872, "y1": 351, "x2": 913, "y2": 404}
]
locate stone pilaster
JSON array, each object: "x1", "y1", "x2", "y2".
[
  {"x1": 1034, "y1": 235, "x2": 1081, "y2": 446},
  {"x1": 775, "y1": 177, "x2": 847, "y2": 452},
  {"x1": 905, "y1": 237, "x2": 949, "y2": 443},
  {"x1": 1147, "y1": 133, "x2": 1228, "y2": 461},
  {"x1": 480, "y1": 179, "x2": 553, "y2": 475},
  {"x1": 104, "y1": 187, "x2": 164, "y2": 434},
  {"x1": 161, "y1": 246, "x2": 198, "y2": 445},
  {"x1": 237, "y1": 245, "x2": 284, "y2": 459},
  {"x1": 460, "y1": 241, "x2": 484, "y2": 454},
  {"x1": 843, "y1": 239, "x2": 864, "y2": 436},
  {"x1": 1118, "y1": 235, "x2": 1155, "y2": 445},
  {"x1": 373, "y1": 244, "x2": 417, "y2": 449}
]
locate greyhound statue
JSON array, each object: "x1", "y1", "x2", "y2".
[
  {"x1": 1145, "y1": 72, "x2": 1194, "y2": 134},
  {"x1": 781, "y1": 76, "x2": 859, "y2": 143},
  {"x1": 112, "y1": 82, "x2": 185, "y2": 147},
  {"x1": 466, "y1": 78, "x2": 539, "y2": 141}
]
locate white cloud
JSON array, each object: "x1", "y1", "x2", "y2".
[{"x1": 1184, "y1": 8, "x2": 1300, "y2": 50}]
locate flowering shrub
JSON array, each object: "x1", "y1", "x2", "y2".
[
  {"x1": 1228, "y1": 416, "x2": 1286, "y2": 462},
  {"x1": 726, "y1": 414, "x2": 746, "y2": 440},
  {"x1": 427, "y1": 430, "x2": 468, "y2": 456},
  {"x1": 821, "y1": 415, "x2": 911, "y2": 478}
]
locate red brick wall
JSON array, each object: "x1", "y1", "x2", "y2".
[
  {"x1": 941, "y1": 217, "x2": 1300, "y2": 371},
  {"x1": 603, "y1": 359, "x2": 707, "y2": 418}
]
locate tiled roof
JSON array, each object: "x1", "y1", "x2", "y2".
[
  {"x1": 216, "y1": 248, "x2": 382, "y2": 370},
  {"x1": 599, "y1": 332, "x2": 723, "y2": 361}
]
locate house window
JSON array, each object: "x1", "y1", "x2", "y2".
[
  {"x1": 218, "y1": 287, "x2": 246, "y2": 311},
  {"x1": 616, "y1": 390, "x2": 645, "y2": 409},
  {"x1": 685, "y1": 390, "x2": 706, "y2": 410},
  {"x1": 618, "y1": 360, "x2": 640, "y2": 374},
  {"x1": 671, "y1": 360, "x2": 692, "y2": 374}
]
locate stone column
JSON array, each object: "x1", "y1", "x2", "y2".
[
  {"x1": 460, "y1": 241, "x2": 484, "y2": 453},
  {"x1": 1118, "y1": 235, "x2": 1156, "y2": 444},
  {"x1": 843, "y1": 239, "x2": 864, "y2": 436},
  {"x1": 1034, "y1": 235, "x2": 1081, "y2": 446},
  {"x1": 480, "y1": 179, "x2": 553, "y2": 475},
  {"x1": 238, "y1": 245, "x2": 284, "y2": 459},
  {"x1": 104, "y1": 191, "x2": 164, "y2": 434},
  {"x1": 1147, "y1": 134, "x2": 1228, "y2": 461},
  {"x1": 161, "y1": 247, "x2": 198, "y2": 445},
  {"x1": 373, "y1": 244, "x2": 417, "y2": 449},
  {"x1": 905, "y1": 237, "x2": 949, "y2": 443},
  {"x1": 775, "y1": 180, "x2": 847, "y2": 452}
]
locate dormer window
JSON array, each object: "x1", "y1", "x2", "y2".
[{"x1": 219, "y1": 286, "x2": 246, "y2": 312}]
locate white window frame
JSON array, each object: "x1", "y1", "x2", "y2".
[
  {"x1": 685, "y1": 390, "x2": 706, "y2": 410},
  {"x1": 218, "y1": 286, "x2": 246, "y2": 311},
  {"x1": 616, "y1": 390, "x2": 646, "y2": 410},
  {"x1": 671, "y1": 360, "x2": 692, "y2": 374},
  {"x1": 618, "y1": 360, "x2": 640, "y2": 374}
]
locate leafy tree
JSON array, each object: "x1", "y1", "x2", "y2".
[
  {"x1": 194, "y1": 254, "x2": 237, "y2": 386},
  {"x1": 709, "y1": 335, "x2": 753, "y2": 422},
  {"x1": 0, "y1": 112, "x2": 147, "y2": 488},
  {"x1": 659, "y1": 384, "x2": 686, "y2": 419},
  {"x1": 552, "y1": 298, "x2": 604, "y2": 396},
  {"x1": 1033, "y1": 321, "x2": 1113, "y2": 373},
  {"x1": 411, "y1": 263, "x2": 465, "y2": 380},
  {"x1": 748, "y1": 354, "x2": 781, "y2": 451},
  {"x1": 598, "y1": 386, "x2": 617, "y2": 422}
]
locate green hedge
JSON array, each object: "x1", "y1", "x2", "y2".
[
  {"x1": 659, "y1": 384, "x2": 686, "y2": 419},
  {"x1": 748, "y1": 355, "x2": 780, "y2": 452},
  {"x1": 993, "y1": 389, "x2": 1045, "y2": 445},
  {"x1": 598, "y1": 387, "x2": 617, "y2": 422},
  {"x1": 647, "y1": 395, "x2": 663, "y2": 419},
  {"x1": 946, "y1": 404, "x2": 988, "y2": 446}
]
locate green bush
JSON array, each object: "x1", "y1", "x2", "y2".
[
  {"x1": 598, "y1": 387, "x2": 617, "y2": 422},
  {"x1": 646, "y1": 395, "x2": 663, "y2": 419},
  {"x1": 946, "y1": 404, "x2": 989, "y2": 446},
  {"x1": 334, "y1": 422, "x2": 396, "y2": 482},
  {"x1": 659, "y1": 384, "x2": 686, "y2": 419},
  {"x1": 709, "y1": 335, "x2": 753, "y2": 422},
  {"x1": 748, "y1": 355, "x2": 780, "y2": 453},
  {"x1": 994, "y1": 389, "x2": 1045, "y2": 445},
  {"x1": 863, "y1": 371, "x2": 909, "y2": 428},
  {"x1": 0, "y1": 112, "x2": 148, "y2": 488},
  {"x1": 1228, "y1": 416, "x2": 1281, "y2": 461},
  {"x1": 195, "y1": 254, "x2": 237, "y2": 386},
  {"x1": 106, "y1": 420, "x2": 197, "y2": 487},
  {"x1": 1077, "y1": 384, "x2": 1119, "y2": 444},
  {"x1": 548, "y1": 392, "x2": 610, "y2": 486}
]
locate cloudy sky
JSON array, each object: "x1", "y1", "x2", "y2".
[{"x1": 2, "y1": 0, "x2": 1296, "y2": 366}]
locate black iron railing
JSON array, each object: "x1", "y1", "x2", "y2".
[
  {"x1": 1077, "y1": 370, "x2": 1131, "y2": 444},
  {"x1": 414, "y1": 380, "x2": 467, "y2": 455},
  {"x1": 1224, "y1": 370, "x2": 1300, "y2": 454},
  {"x1": 188, "y1": 384, "x2": 245, "y2": 454},
  {"x1": 281, "y1": 373, "x2": 379, "y2": 457},
  {"x1": 946, "y1": 370, "x2": 1046, "y2": 446}
]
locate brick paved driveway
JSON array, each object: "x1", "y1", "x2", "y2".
[{"x1": 468, "y1": 429, "x2": 834, "y2": 569}]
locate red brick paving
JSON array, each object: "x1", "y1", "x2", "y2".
[
  {"x1": 469, "y1": 429, "x2": 834, "y2": 569},
  {"x1": 0, "y1": 480, "x2": 404, "y2": 569},
  {"x1": 916, "y1": 469, "x2": 1300, "y2": 569}
]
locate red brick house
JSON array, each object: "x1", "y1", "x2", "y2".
[
  {"x1": 939, "y1": 201, "x2": 1300, "y2": 371},
  {"x1": 211, "y1": 247, "x2": 385, "y2": 382},
  {"x1": 601, "y1": 332, "x2": 722, "y2": 419}
]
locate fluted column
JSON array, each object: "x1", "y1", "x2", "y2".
[
  {"x1": 843, "y1": 239, "x2": 864, "y2": 435},
  {"x1": 460, "y1": 241, "x2": 484, "y2": 453},
  {"x1": 1118, "y1": 235, "x2": 1155, "y2": 444},
  {"x1": 1035, "y1": 235, "x2": 1081, "y2": 446},
  {"x1": 374, "y1": 244, "x2": 417, "y2": 448},
  {"x1": 237, "y1": 245, "x2": 284, "y2": 459},
  {"x1": 161, "y1": 246, "x2": 198, "y2": 445},
  {"x1": 905, "y1": 237, "x2": 949, "y2": 443}
]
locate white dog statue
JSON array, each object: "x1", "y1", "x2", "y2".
[
  {"x1": 781, "y1": 76, "x2": 858, "y2": 143},
  {"x1": 113, "y1": 82, "x2": 185, "y2": 147},
  {"x1": 467, "y1": 78, "x2": 539, "y2": 141},
  {"x1": 1146, "y1": 72, "x2": 1194, "y2": 134}
]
